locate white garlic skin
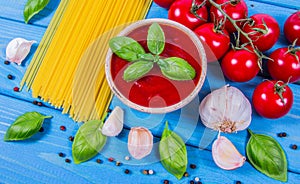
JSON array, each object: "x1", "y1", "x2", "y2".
[
  {"x1": 6, "y1": 38, "x2": 36, "y2": 65},
  {"x1": 128, "y1": 127, "x2": 153, "y2": 160},
  {"x1": 102, "y1": 106, "x2": 124, "y2": 137},
  {"x1": 212, "y1": 135, "x2": 246, "y2": 170},
  {"x1": 199, "y1": 85, "x2": 252, "y2": 133}
]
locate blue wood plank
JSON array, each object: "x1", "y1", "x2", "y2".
[
  {"x1": 0, "y1": 0, "x2": 60, "y2": 27},
  {"x1": 1, "y1": 94, "x2": 300, "y2": 184},
  {"x1": 249, "y1": 0, "x2": 300, "y2": 10}
]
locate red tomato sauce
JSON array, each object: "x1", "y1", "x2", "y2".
[{"x1": 110, "y1": 24, "x2": 202, "y2": 108}]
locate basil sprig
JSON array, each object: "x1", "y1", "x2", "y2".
[
  {"x1": 159, "y1": 121, "x2": 187, "y2": 179},
  {"x1": 24, "y1": 0, "x2": 50, "y2": 24},
  {"x1": 72, "y1": 120, "x2": 107, "y2": 164},
  {"x1": 109, "y1": 23, "x2": 196, "y2": 82},
  {"x1": 4, "y1": 112, "x2": 52, "y2": 141},
  {"x1": 246, "y1": 129, "x2": 287, "y2": 182}
]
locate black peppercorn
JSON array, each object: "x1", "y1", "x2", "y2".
[
  {"x1": 68, "y1": 136, "x2": 74, "y2": 142},
  {"x1": 37, "y1": 102, "x2": 43, "y2": 106},
  {"x1": 33, "y1": 100, "x2": 38, "y2": 105},
  {"x1": 163, "y1": 180, "x2": 169, "y2": 184},
  {"x1": 291, "y1": 144, "x2": 298, "y2": 150},
  {"x1": 183, "y1": 172, "x2": 189, "y2": 177},
  {"x1": 124, "y1": 169, "x2": 130, "y2": 174},
  {"x1": 39, "y1": 127, "x2": 44, "y2": 132},
  {"x1": 65, "y1": 158, "x2": 71, "y2": 163},
  {"x1": 4, "y1": 60, "x2": 10, "y2": 65},
  {"x1": 190, "y1": 180, "x2": 195, "y2": 184},
  {"x1": 96, "y1": 159, "x2": 102, "y2": 164},
  {"x1": 236, "y1": 181, "x2": 242, "y2": 184},
  {"x1": 7, "y1": 74, "x2": 13, "y2": 80},
  {"x1": 58, "y1": 152, "x2": 65, "y2": 157},
  {"x1": 190, "y1": 164, "x2": 197, "y2": 169}
]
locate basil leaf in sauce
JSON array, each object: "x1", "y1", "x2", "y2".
[
  {"x1": 4, "y1": 112, "x2": 52, "y2": 141},
  {"x1": 159, "y1": 121, "x2": 187, "y2": 180},
  {"x1": 123, "y1": 61, "x2": 154, "y2": 82},
  {"x1": 158, "y1": 57, "x2": 196, "y2": 80},
  {"x1": 246, "y1": 129, "x2": 287, "y2": 182},
  {"x1": 24, "y1": 0, "x2": 50, "y2": 24},
  {"x1": 147, "y1": 23, "x2": 165, "y2": 55},
  {"x1": 72, "y1": 120, "x2": 107, "y2": 164},
  {"x1": 109, "y1": 36, "x2": 145, "y2": 62}
]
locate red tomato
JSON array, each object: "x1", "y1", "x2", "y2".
[
  {"x1": 221, "y1": 46, "x2": 260, "y2": 82},
  {"x1": 153, "y1": 0, "x2": 176, "y2": 9},
  {"x1": 284, "y1": 11, "x2": 300, "y2": 46},
  {"x1": 168, "y1": 0, "x2": 208, "y2": 30},
  {"x1": 210, "y1": 0, "x2": 248, "y2": 33},
  {"x1": 267, "y1": 47, "x2": 300, "y2": 83},
  {"x1": 194, "y1": 23, "x2": 230, "y2": 62},
  {"x1": 252, "y1": 80, "x2": 293, "y2": 119},
  {"x1": 241, "y1": 13, "x2": 280, "y2": 52}
]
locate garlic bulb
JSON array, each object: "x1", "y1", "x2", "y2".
[
  {"x1": 6, "y1": 38, "x2": 36, "y2": 65},
  {"x1": 212, "y1": 134, "x2": 246, "y2": 170},
  {"x1": 102, "y1": 106, "x2": 124, "y2": 136},
  {"x1": 128, "y1": 127, "x2": 153, "y2": 160},
  {"x1": 199, "y1": 85, "x2": 251, "y2": 133}
]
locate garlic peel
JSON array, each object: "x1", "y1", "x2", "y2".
[
  {"x1": 102, "y1": 106, "x2": 124, "y2": 136},
  {"x1": 128, "y1": 127, "x2": 153, "y2": 160},
  {"x1": 6, "y1": 38, "x2": 36, "y2": 65},
  {"x1": 212, "y1": 135, "x2": 246, "y2": 170},
  {"x1": 199, "y1": 85, "x2": 251, "y2": 133}
]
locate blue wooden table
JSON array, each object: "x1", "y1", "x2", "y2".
[{"x1": 0, "y1": 0, "x2": 299, "y2": 183}]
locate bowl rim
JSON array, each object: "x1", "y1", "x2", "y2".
[{"x1": 105, "y1": 18, "x2": 207, "y2": 114}]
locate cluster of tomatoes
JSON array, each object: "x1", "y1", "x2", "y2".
[{"x1": 154, "y1": 0, "x2": 300, "y2": 119}]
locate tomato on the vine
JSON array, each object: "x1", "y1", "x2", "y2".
[
  {"x1": 252, "y1": 80, "x2": 293, "y2": 119},
  {"x1": 241, "y1": 13, "x2": 280, "y2": 52},
  {"x1": 267, "y1": 47, "x2": 300, "y2": 83},
  {"x1": 284, "y1": 11, "x2": 300, "y2": 46},
  {"x1": 221, "y1": 46, "x2": 260, "y2": 82},
  {"x1": 168, "y1": 0, "x2": 208, "y2": 30},
  {"x1": 153, "y1": 0, "x2": 176, "y2": 9},
  {"x1": 194, "y1": 23, "x2": 230, "y2": 62},
  {"x1": 210, "y1": 0, "x2": 248, "y2": 33}
]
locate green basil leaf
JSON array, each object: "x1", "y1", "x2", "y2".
[
  {"x1": 159, "y1": 121, "x2": 187, "y2": 180},
  {"x1": 4, "y1": 112, "x2": 52, "y2": 141},
  {"x1": 109, "y1": 36, "x2": 145, "y2": 62},
  {"x1": 158, "y1": 57, "x2": 196, "y2": 80},
  {"x1": 246, "y1": 129, "x2": 287, "y2": 182},
  {"x1": 123, "y1": 61, "x2": 154, "y2": 82},
  {"x1": 24, "y1": 0, "x2": 50, "y2": 24},
  {"x1": 147, "y1": 23, "x2": 165, "y2": 55},
  {"x1": 138, "y1": 53, "x2": 155, "y2": 61},
  {"x1": 72, "y1": 120, "x2": 107, "y2": 164}
]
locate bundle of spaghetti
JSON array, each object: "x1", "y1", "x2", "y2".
[{"x1": 21, "y1": 0, "x2": 152, "y2": 122}]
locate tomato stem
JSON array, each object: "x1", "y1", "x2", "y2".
[
  {"x1": 208, "y1": 0, "x2": 271, "y2": 71},
  {"x1": 286, "y1": 39, "x2": 300, "y2": 63},
  {"x1": 274, "y1": 81, "x2": 288, "y2": 104},
  {"x1": 191, "y1": 0, "x2": 207, "y2": 22}
]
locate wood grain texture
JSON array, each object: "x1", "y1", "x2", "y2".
[
  {"x1": 0, "y1": 0, "x2": 300, "y2": 183},
  {"x1": 1, "y1": 94, "x2": 299, "y2": 184}
]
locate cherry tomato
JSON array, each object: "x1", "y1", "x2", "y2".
[
  {"x1": 267, "y1": 47, "x2": 300, "y2": 83},
  {"x1": 168, "y1": 0, "x2": 208, "y2": 30},
  {"x1": 210, "y1": 0, "x2": 248, "y2": 33},
  {"x1": 284, "y1": 11, "x2": 300, "y2": 46},
  {"x1": 252, "y1": 80, "x2": 293, "y2": 119},
  {"x1": 221, "y1": 46, "x2": 260, "y2": 82},
  {"x1": 194, "y1": 23, "x2": 230, "y2": 62},
  {"x1": 241, "y1": 13, "x2": 280, "y2": 52},
  {"x1": 153, "y1": 0, "x2": 176, "y2": 9}
]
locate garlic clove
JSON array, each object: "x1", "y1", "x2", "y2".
[
  {"x1": 212, "y1": 135, "x2": 246, "y2": 170},
  {"x1": 102, "y1": 106, "x2": 124, "y2": 136},
  {"x1": 199, "y1": 85, "x2": 252, "y2": 133},
  {"x1": 6, "y1": 38, "x2": 36, "y2": 65},
  {"x1": 128, "y1": 127, "x2": 153, "y2": 160}
]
